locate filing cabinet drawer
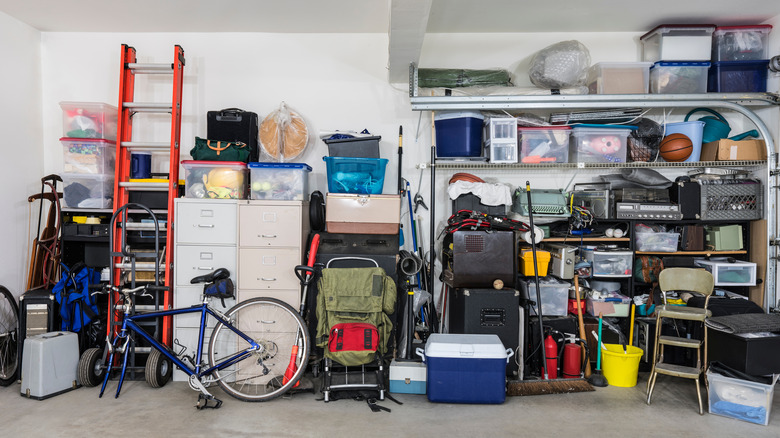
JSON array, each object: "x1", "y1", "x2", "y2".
[
  {"x1": 239, "y1": 203, "x2": 302, "y2": 247},
  {"x1": 171, "y1": 326, "x2": 213, "y2": 381},
  {"x1": 238, "y1": 248, "x2": 301, "y2": 290},
  {"x1": 175, "y1": 199, "x2": 238, "y2": 245},
  {"x1": 175, "y1": 245, "x2": 237, "y2": 286},
  {"x1": 174, "y1": 285, "x2": 236, "y2": 328},
  {"x1": 236, "y1": 289, "x2": 301, "y2": 309}
]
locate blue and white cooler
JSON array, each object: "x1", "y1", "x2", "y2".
[{"x1": 418, "y1": 333, "x2": 513, "y2": 404}]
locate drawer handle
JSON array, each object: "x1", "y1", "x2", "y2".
[
  {"x1": 260, "y1": 277, "x2": 277, "y2": 282},
  {"x1": 197, "y1": 266, "x2": 214, "y2": 270},
  {"x1": 260, "y1": 234, "x2": 277, "y2": 238},
  {"x1": 198, "y1": 224, "x2": 215, "y2": 228}
]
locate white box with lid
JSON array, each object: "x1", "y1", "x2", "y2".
[
  {"x1": 60, "y1": 101, "x2": 118, "y2": 141},
  {"x1": 587, "y1": 62, "x2": 652, "y2": 94},
  {"x1": 640, "y1": 24, "x2": 716, "y2": 62},
  {"x1": 712, "y1": 25, "x2": 773, "y2": 62},
  {"x1": 695, "y1": 259, "x2": 757, "y2": 286}
]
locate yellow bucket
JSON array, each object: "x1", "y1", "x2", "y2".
[{"x1": 601, "y1": 344, "x2": 643, "y2": 387}]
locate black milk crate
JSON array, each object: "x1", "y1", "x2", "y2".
[{"x1": 700, "y1": 180, "x2": 762, "y2": 221}]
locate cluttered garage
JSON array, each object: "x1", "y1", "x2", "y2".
[{"x1": 2, "y1": 1, "x2": 780, "y2": 435}]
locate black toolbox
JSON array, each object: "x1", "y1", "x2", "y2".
[{"x1": 207, "y1": 108, "x2": 259, "y2": 162}]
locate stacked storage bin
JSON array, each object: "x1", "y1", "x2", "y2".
[
  {"x1": 59, "y1": 102, "x2": 118, "y2": 208},
  {"x1": 641, "y1": 25, "x2": 715, "y2": 94},
  {"x1": 709, "y1": 25, "x2": 773, "y2": 93}
]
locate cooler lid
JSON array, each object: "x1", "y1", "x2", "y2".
[
  {"x1": 434, "y1": 111, "x2": 485, "y2": 122},
  {"x1": 424, "y1": 334, "x2": 507, "y2": 359},
  {"x1": 247, "y1": 162, "x2": 312, "y2": 171}
]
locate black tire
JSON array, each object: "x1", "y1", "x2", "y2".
[
  {"x1": 208, "y1": 297, "x2": 310, "y2": 402},
  {"x1": 145, "y1": 348, "x2": 172, "y2": 388},
  {"x1": 0, "y1": 286, "x2": 19, "y2": 386},
  {"x1": 77, "y1": 347, "x2": 106, "y2": 387}
]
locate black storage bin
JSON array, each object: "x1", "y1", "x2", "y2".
[
  {"x1": 448, "y1": 287, "x2": 521, "y2": 376},
  {"x1": 452, "y1": 193, "x2": 505, "y2": 216},
  {"x1": 708, "y1": 329, "x2": 780, "y2": 376},
  {"x1": 323, "y1": 136, "x2": 381, "y2": 158}
]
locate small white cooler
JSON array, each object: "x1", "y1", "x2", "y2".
[
  {"x1": 20, "y1": 331, "x2": 80, "y2": 400},
  {"x1": 389, "y1": 359, "x2": 427, "y2": 395},
  {"x1": 418, "y1": 334, "x2": 513, "y2": 404}
]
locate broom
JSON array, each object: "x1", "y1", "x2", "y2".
[{"x1": 507, "y1": 182, "x2": 594, "y2": 396}]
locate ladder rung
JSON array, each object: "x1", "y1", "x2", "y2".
[
  {"x1": 121, "y1": 141, "x2": 172, "y2": 150},
  {"x1": 127, "y1": 62, "x2": 173, "y2": 74},
  {"x1": 659, "y1": 335, "x2": 701, "y2": 348},
  {"x1": 123, "y1": 222, "x2": 164, "y2": 231},
  {"x1": 115, "y1": 262, "x2": 163, "y2": 271},
  {"x1": 120, "y1": 181, "x2": 170, "y2": 191},
  {"x1": 134, "y1": 305, "x2": 164, "y2": 312},
  {"x1": 123, "y1": 102, "x2": 173, "y2": 112}
]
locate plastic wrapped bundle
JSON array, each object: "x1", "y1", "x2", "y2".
[
  {"x1": 529, "y1": 40, "x2": 591, "y2": 89},
  {"x1": 417, "y1": 68, "x2": 512, "y2": 88},
  {"x1": 259, "y1": 102, "x2": 309, "y2": 162}
]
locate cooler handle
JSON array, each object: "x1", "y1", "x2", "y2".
[
  {"x1": 505, "y1": 348, "x2": 515, "y2": 364},
  {"x1": 415, "y1": 347, "x2": 425, "y2": 362}
]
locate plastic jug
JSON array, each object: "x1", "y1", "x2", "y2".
[{"x1": 684, "y1": 108, "x2": 759, "y2": 143}]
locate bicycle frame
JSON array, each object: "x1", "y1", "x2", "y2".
[{"x1": 100, "y1": 299, "x2": 261, "y2": 399}]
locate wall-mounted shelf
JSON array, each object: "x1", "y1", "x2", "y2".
[
  {"x1": 428, "y1": 160, "x2": 766, "y2": 170},
  {"x1": 545, "y1": 237, "x2": 630, "y2": 243},
  {"x1": 636, "y1": 250, "x2": 748, "y2": 256}
]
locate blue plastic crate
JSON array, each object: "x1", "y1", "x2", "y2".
[
  {"x1": 708, "y1": 60, "x2": 769, "y2": 92},
  {"x1": 323, "y1": 156, "x2": 388, "y2": 194}
]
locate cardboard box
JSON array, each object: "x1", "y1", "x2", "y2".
[{"x1": 700, "y1": 139, "x2": 767, "y2": 161}]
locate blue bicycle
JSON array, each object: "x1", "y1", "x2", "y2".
[{"x1": 78, "y1": 268, "x2": 310, "y2": 408}]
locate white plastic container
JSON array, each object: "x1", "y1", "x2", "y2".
[
  {"x1": 181, "y1": 160, "x2": 247, "y2": 199},
  {"x1": 61, "y1": 137, "x2": 116, "y2": 174},
  {"x1": 707, "y1": 370, "x2": 779, "y2": 426},
  {"x1": 712, "y1": 25, "x2": 773, "y2": 62},
  {"x1": 635, "y1": 232, "x2": 680, "y2": 252},
  {"x1": 570, "y1": 125, "x2": 632, "y2": 163},
  {"x1": 484, "y1": 117, "x2": 518, "y2": 163},
  {"x1": 695, "y1": 259, "x2": 757, "y2": 286},
  {"x1": 649, "y1": 61, "x2": 710, "y2": 94},
  {"x1": 587, "y1": 62, "x2": 652, "y2": 94},
  {"x1": 59, "y1": 101, "x2": 118, "y2": 141},
  {"x1": 640, "y1": 24, "x2": 716, "y2": 62},
  {"x1": 62, "y1": 173, "x2": 114, "y2": 208}
]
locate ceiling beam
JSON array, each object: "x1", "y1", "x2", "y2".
[{"x1": 387, "y1": 0, "x2": 432, "y2": 84}]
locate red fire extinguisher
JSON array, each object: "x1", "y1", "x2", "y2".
[
  {"x1": 562, "y1": 341, "x2": 582, "y2": 379},
  {"x1": 544, "y1": 334, "x2": 559, "y2": 379}
]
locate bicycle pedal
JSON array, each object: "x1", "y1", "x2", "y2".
[{"x1": 195, "y1": 393, "x2": 223, "y2": 410}]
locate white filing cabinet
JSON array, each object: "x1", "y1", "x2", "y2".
[
  {"x1": 172, "y1": 198, "x2": 238, "y2": 381},
  {"x1": 238, "y1": 200, "x2": 309, "y2": 308}
]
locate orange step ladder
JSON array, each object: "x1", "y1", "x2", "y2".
[{"x1": 110, "y1": 44, "x2": 185, "y2": 351}]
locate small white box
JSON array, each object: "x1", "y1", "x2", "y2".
[
  {"x1": 20, "y1": 331, "x2": 79, "y2": 399},
  {"x1": 695, "y1": 259, "x2": 757, "y2": 286},
  {"x1": 586, "y1": 250, "x2": 633, "y2": 277},
  {"x1": 707, "y1": 370, "x2": 779, "y2": 426},
  {"x1": 484, "y1": 117, "x2": 518, "y2": 163},
  {"x1": 389, "y1": 359, "x2": 426, "y2": 395}
]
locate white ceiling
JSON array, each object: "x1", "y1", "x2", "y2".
[{"x1": 2, "y1": 0, "x2": 779, "y2": 33}]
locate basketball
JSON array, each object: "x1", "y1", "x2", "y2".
[{"x1": 659, "y1": 133, "x2": 693, "y2": 162}]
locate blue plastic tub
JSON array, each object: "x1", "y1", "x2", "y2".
[
  {"x1": 434, "y1": 111, "x2": 485, "y2": 158},
  {"x1": 707, "y1": 60, "x2": 769, "y2": 93},
  {"x1": 664, "y1": 120, "x2": 705, "y2": 162},
  {"x1": 323, "y1": 156, "x2": 388, "y2": 194}
]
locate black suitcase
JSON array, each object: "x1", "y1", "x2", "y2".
[
  {"x1": 448, "y1": 287, "x2": 521, "y2": 376},
  {"x1": 18, "y1": 288, "x2": 57, "y2": 370},
  {"x1": 207, "y1": 108, "x2": 259, "y2": 162},
  {"x1": 307, "y1": 232, "x2": 400, "y2": 355}
]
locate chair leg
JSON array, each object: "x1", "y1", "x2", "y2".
[
  {"x1": 646, "y1": 371, "x2": 658, "y2": 405},
  {"x1": 694, "y1": 376, "x2": 703, "y2": 415},
  {"x1": 646, "y1": 315, "x2": 663, "y2": 394}
]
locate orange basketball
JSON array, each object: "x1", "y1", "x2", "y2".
[{"x1": 659, "y1": 133, "x2": 693, "y2": 162}]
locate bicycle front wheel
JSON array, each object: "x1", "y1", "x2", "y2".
[
  {"x1": 0, "y1": 286, "x2": 19, "y2": 386},
  {"x1": 208, "y1": 297, "x2": 310, "y2": 402}
]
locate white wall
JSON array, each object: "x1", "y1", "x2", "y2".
[{"x1": 0, "y1": 12, "x2": 42, "y2": 297}]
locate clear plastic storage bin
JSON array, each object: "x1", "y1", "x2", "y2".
[
  {"x1": 640, "y1": 24, "x2": 716, "y2": 62},
  {"x1": 586, "y1": 250, "x2": 633, "y2": 277},
  {"x1": 60, "y1": 101, "x2": 118, "y2": 141},
  {"x1": 323, "y1": 156, "x2": 388, "y2": 194},
  {"x1": 695, "y1": 259, "x2": 757, "y2": 286},
  {"x1": 635, "y1": 232, "x2": 680, "y2": 252},
  {"x1": 518, "y1": 126, "x2": 570, "y2": 163},
  {"x1": 712, "y1": 25, "x2": 773, "y2": 62},
  {"x1": 519, "y1": 277, "x2": 570, "y2": 316},
  {"x1": 61, "y1": 137, "x2": 116, "y2": 174},
  {"x1": 587, "y1": 62, "x2": 652, "y2": 94},
  {"x1": 649, "y1": 62, "x2": 710, "y2": 94},
  {"x1": 248, "y1": 162, "x2": 311, "y2": 200},
  {"x1": 181, "y1": 160, "x2": 247, "y2": 199},
  {"x1": 707, "y1": 370, "x2": 779, "y2": 426},
  {"x1": 570, "y1": 125, "x2": 632, "y2": 163},
  {"x1": 62, "y1": 173, "x2": 114, "y2": 209}
]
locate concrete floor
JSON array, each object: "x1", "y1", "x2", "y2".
[{"x1": 1, "y1": 372, "x2": 778, "y2": 437}]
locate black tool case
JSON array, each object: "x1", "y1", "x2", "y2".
[{"x1": 206, "y1": 108, "x2": 259, "y2": 162}]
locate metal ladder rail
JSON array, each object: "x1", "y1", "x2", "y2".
[{"x1": 111, "y1": 44, "x2": 184, "y2": 347}]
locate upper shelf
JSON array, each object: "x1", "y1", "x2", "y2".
[{"x1": 429, "y1": 160, "x2": 766, "y2": 170}]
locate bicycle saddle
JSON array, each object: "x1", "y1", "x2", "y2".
[{"x1": 190, "y1": 268, "x2": 230, "y2": 284}]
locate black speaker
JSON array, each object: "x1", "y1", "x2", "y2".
[
  {"x1": 448, "y1": 287, "x2": 520, "y2": 376},
  {"x1": 444, "y1": 230, "x2": 517, "y2": 288},
  {"x1": 670, "y1": 178, "x2": 701, "y2": 220}
]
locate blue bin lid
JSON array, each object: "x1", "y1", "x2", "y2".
[
  {"x1": 247, "y1": 162, "x2": 312, "y2": 171},
  {"x1": 710, "y1": 59, "x2": 771, "y2": 68},
  {"x1": 652, "y1": 61, "x2": 711, "y2": 69}
]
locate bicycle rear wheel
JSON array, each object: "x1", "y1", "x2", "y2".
[
  {"x1": 208, "y1": 297, "x2": 310, "y2": 402},
  {"x1": 0, "y1": 286, "x2": 19, "y2": 386}
]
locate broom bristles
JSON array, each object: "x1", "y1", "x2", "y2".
[{"x1": 507, "y1": 378, "x2": 594, "y2": 396}]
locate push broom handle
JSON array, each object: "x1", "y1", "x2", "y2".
[
  {"x1": 574, "y1": 274, "x2": 592, "y2": 377},
  {"x1": 526, "y1": 182, "x2": 549, "y2": 380}
]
